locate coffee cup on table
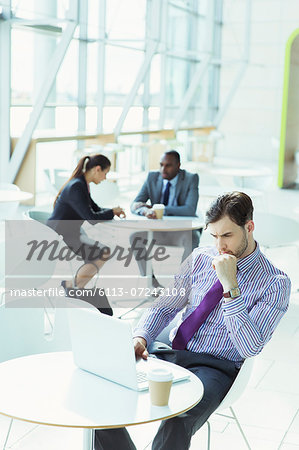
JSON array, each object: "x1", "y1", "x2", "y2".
[
  {"x1": 147, "y1": 367, "x2": 173, "y2": 406},
  {"x1": 152, "y1": 204, "x2": 165, "y2": 219}
]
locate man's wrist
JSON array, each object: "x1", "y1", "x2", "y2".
[
  {"x1": 133, "y1": 329, "x2": 152, "y2": 347},
  {"x1": 223, "y1": 286, "x2": 241, "y2": 300},
  {"x1": 221, "y1": 277, "x2": 238, "y2": 293},
  {"x1": 134, "y1": 336, "x2": 147, "y2": 347}
]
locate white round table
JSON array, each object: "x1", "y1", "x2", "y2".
[
  {"x1": 83, "y1": 216, "x2": 205, "y2": 316},
  {"x1": 114, "y1": 215, "x2": 205, "y2": 232},
  {"x1": 197, "y1": 164, "x2": 272, "y2": 188},
  {"x1": 199, "y1": 185, "x2": 262, "y2": 199},
  {"x1": 0, "y1": 190, "x2": 33, "y2": 220},
  {"x1": 198, "y1": 185, "x2": 264, "y2": 213},
  {"x1": 0, "y1": 190, "x2": 33, "y2": 203},
  {"x1": 0, "y1": 352, "x2": 204, "y2": 449},
  {"x1": 97, "y1": 215, "x2": 204, "y2": 281}
]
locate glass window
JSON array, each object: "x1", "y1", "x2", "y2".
[
  {"x1": 11, "y1": 29, "x2": 35, "y2": 105},
  {"x1": 55, "y1": 106, "x2": 78, "y2": 131},
  {"x1": 56, "y1": 40, "x2": 78, "y2": 105},
  {"x1": 86, "y1": 106, "x2": 98, "y2": 130},
  {"x1": 12, "y1": 0, "x2": 69, "y2": 20},
  {"x1": 122, "y1": 106, "x2": 143, "y2": 131},
  {"x1": 165, "y1": 56, "x2": 189, "y2": 106},
  {"x1": 105, "y1": 45, "x2": 144, "y2": 99},
  {"x1": 150, "y1": 54, "x2": 161, "y2": 103},
  {"x1": 148, "y1": 107, "x2": 160, "y2": 128},
  {"x1": 3, "y1": 0, "x2": 223, "y2": 187},
  {"x1": 167, "y1": 4, "x2": 189, "y2": 52},
  {"x1": 10, "y1": 107, "x2": 32, "y2": 135},
  {"x1": 8, "y1": 0, "x2": 222, "y2": 135},
  {"x1": 103, "y1": 106, "x2": 123, "y2": 132},
  {"x1": 86, "y1": 42, "x2": 99, "y2": 105},
  {"x1": 106, "y1": 0, "x2": 146, "y2": 42}
]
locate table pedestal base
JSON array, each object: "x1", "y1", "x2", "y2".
[{"x1": 83, "y1": 429, "x2": 93, "y2": 450}]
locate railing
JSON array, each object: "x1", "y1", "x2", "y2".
[{"x1": 12, "y1": 126, "x2": 215, "y2": 205}]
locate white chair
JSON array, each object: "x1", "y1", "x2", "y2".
[
  {"x1": 25, "y1": 209, "x2": 51, "y2": 223},
  {"x1": 5, "y1": 219, "x2": 63, "y2": 291},
  {"x1": 5, "y1": 219, "x2": 66, "y2": 333},
  {"x1": 0, "y1": 296, "x2": 71, "y2": 449},
  {"x1": 206, "y1": 357, "x2": 254, "y2": 450},
  {"x1": 0, "y1": 299, "x2": 71, "y2": 362},
  {"x1": 155, "y1": 319, "x2": 254, "y2": 450},
  {"x1": 24, "y1": 209, "x2": 79, "y2": 288},
  {"x1": 25, "y1": 208, "x2": 108, "y2": 293}
]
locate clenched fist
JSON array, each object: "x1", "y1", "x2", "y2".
[{"x1": 212, "y1": 253, "x2": 238, "y2": 293}]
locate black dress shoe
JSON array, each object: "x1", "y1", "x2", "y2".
[
  {"x1": 152, "y1": 274, "x2": 164, "y2": 289},
  {"x1": 61, "y1": 281, "x2": 113, "y2": 316},
  {"x1": 151, "y1": 274, "x2": 164, "y2": 297}
]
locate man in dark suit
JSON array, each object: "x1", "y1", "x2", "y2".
[{"x1": 130, "y1": 150, "x2": 201, "y2": 288}]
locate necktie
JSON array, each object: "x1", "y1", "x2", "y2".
[
  {"x1": 172, "y1": 279, "x2": 223, "y2": 350},
  {"x1": 162, "y1": 181, "x2": 171, "y2": 206}
]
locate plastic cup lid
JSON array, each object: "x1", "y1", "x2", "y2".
[{"x1": 147, "y1": 367, "x2": 173, "y2": 382}]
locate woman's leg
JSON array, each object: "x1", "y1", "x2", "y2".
[
  {"x1": 65, "y1": 246, "x2": 111, "y2": 288},
  {"x1": 64, "y1": 258, "x2": 107, "y2": 289},
  {"x1": 62, "y1": 245, "x2": 113, "y2": 315}
]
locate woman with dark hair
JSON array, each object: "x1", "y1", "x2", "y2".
[{"x1": 47, "y1": 154, "x2": 125, "y2": 315}]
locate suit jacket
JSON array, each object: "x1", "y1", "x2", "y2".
[
  {"x1": 131, "y1": 169, "x2": 199, "y2": 216},
  {"x1": 47, "y1": 175, "x2": 114, "y2": 240}
]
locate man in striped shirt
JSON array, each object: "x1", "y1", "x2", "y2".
[{"x1": 94, "y1": 192, "x2": 291, "y2": 450}]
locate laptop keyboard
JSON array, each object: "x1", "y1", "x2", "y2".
[{"x1": 136, "y1": 370, "x2": 148, "y2": 383}]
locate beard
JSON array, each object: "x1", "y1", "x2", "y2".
[{"x1": 233, "y1": 230, "x2": 248, "y2": 259}]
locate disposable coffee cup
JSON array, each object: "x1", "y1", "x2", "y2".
[
  {"x1": 147, "y1": 367, "x2": 173, "y2": 406},
  {"x1": 152, "y1": 204, "x2": 165, "y2": 219}
]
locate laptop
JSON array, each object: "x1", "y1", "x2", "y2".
[{"x1": 67, "y1": 299, "x2": 190, "y2": 391}]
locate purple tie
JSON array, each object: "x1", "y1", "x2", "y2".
[{"x1": 172, "y1": 279, "x2": 223, "y2": 350}]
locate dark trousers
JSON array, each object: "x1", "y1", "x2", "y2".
[{"x1": 94, "y1": 349, "x2": 239, "y2": 450}]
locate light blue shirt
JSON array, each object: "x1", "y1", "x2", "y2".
[{"x1": 160, "y1": 174, "x2": 179, "y2": 207}]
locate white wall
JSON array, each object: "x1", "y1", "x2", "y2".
[{"x1": 217, "y1": 0, "x2": 299, "y2": 167}]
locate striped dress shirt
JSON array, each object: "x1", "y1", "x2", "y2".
[{"x1": 133, "y1": 243, "x2": 291, "y2": 366}]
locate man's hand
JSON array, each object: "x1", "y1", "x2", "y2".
[
  {"x1": 132, "y1": 202, "x2": 151, "y2": 212},
  {"x1": 212, "y1": 254, "x2": 238, "y2": 293},
  {"x1": 134, "y1": 337, "x2": 149, "y2": 360},
  {"x1": 144, "y1": 209, "x2": 157, "y2": 219}
]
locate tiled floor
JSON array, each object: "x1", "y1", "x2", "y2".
[{"x1": 1, "y1": 185, "x2": 299, "y2": 449}]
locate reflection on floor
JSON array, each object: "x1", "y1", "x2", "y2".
[{"x1": 1, "y1": 186, "x2": 299, "y2": 449}]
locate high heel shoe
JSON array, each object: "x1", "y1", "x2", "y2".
[
  {"x1": 61, "y1": 281, "x2": 113, "y2": 316},
  {"x1": 94, "y1": 288, "x2": 113, "y2": 316}
]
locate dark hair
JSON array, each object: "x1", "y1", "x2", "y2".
[
  {"x1": 205, "y1": 191, "x2": 253, "y2": 227},
  {"x1": 54, "y1": 153, "x2": 111, "y2": 207},
  {"x1": 164, "y1": 150, "x2": 180, "y2": 164}
]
